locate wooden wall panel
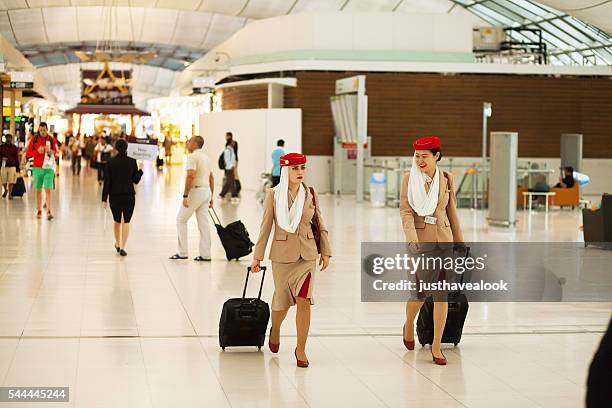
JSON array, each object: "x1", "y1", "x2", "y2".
[
  {"x1": 286, "y1": 72, "x2": 612, "y2": 158},
  {"x1": 220, "y1": 85, "x2": 268, "y2": 110},
  {"x1": 220, "y1": 72, "x2": 612, "y2": 158}
]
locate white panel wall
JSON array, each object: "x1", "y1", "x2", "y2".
[
  {"x1": 353, "y1": 13, "x2": 393, "y2": 50},
  {"x1": 218, "y1": 12, "x2": 473, "y2": 60},
  {"x1": 200, "y1": 109, "x2": 302, "y2": 192}
]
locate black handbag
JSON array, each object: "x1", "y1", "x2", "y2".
[{"x1": 308, "y1": 186, "x2": 321, "y2": 254}]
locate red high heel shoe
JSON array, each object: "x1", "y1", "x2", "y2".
[
  {"x1": 295, "y1": 348, "x2": 309, "y2": 368},
  {"x1": 403, "y1": 325, "x2": 415, "y2": 351},
  {"x1": 431, "y1": 350, "x2": 447, "y2": 366},
  {"x1": 268, "y1": 328, "x2": 279, "y2": 353}
]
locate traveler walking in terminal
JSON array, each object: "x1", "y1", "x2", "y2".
[
  {"x1": 270, "y1": 139, "x2": 285, "y2": 187},
  {"x1": 400, "y1": 136, "x2": 464, "y2": 365},
  {"x1": 70, "y1": 136, "x2": 85, "y2": 176},
  {"x1": 219, "y1": 139, "x2": 238, "y2": 203},
  {"x1": 94, "y1": 137, "x2": 113, "y2": 185},
  {"x1": 26, "y1": 122, "x2": 57, "y2": 220},
  {"x1": 53, "y1": 132, "x2": 62, "y2": 176},
  {"x1": 101, "y1": 139, "x2": 143, "y2": 257},
  {"x1": 0, "y1": 134, "x2": 20, "y2": 200},
  {"x1": 170, "y1": 136, "x2": 214, "y2": 261},
  {"x1": 250, "y1": 153, "x2": 332, "y2": 368},
  {"x1": 163, "y1": 134, "x2": 173, "y2": 163},
  {"x1": 83, "y1": 136, "x2": 95, "y2": 173},
  {"x1": 226, "y1": 131, "x2": 241, "y2": 197}
]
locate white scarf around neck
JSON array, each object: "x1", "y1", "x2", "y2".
[
  {"x1": 407, "y1": 153, "x2": 440, "y2": 216},
  {"x1": 274, "y1": 166, "x2": 306, "y2": 233}
]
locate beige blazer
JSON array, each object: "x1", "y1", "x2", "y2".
[
  {"x1": 253, "y1": 186, "x2": 332, "y2": 263},
  {"x1": 399, "y1": 170, "x2": 464, "y2": 246}
]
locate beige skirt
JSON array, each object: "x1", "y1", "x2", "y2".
[
  {"x1": 407, "y1": 247, "x2": 453, "y2": 302},
  {"x1": 271, "y1": 257, "x2": 316, "y2": 311}
]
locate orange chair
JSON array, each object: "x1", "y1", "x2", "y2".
[
  {"x1": 517, "y1": 186, "x2": 528, "y2": 208},
  {"x1": 548, "y1": 183, "x2": 580, "y2": 208},
  {"x1": 517, "y1": 184, "x2": 580, "y2": 209}
]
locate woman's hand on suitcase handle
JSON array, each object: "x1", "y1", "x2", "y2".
[
  {"x1": 319, "y1": 255, "x2": 330, "y2": 271},
  {"x1": 250, "y1": 260, "x2": 261, "y2": 273}
]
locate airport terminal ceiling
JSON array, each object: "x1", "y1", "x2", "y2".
[{"x1": 0, "y1": 0, "x2": 609, "y2": 108}]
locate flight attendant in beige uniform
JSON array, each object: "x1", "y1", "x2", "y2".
[
  {"x1": 250, "y1": 153, "x2": 332, "y2": 368},
  {"x1": 400, "y1": 136, "x2": 464, "y2": 365}
]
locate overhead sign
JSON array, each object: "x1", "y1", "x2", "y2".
[
  {"x1": 10, "y1": 82, "x2": 34, "y2": 89},
  {"x1": 126, "y1": 137, "x2": 159, "y2": 161},
  {"x1": 9, "y1": 71, "x2": 35, "y2": 89},
  {"x1": 335, "y1": 75, "x2": 365, "y2": 95},
  {"x1": 10, "y1": 71, "x2": 35, "y2": 83},
  {"x1": 81, "y1": 63, "x2": 134, "y2": 105},
  {"x1": 192, "y1": 77, "x2": 216, "y2": 89},
  {"x1": 192, "y1": 77, "x2": 216, "y2": 94}
]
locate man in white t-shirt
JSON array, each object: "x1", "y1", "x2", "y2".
[{"x1": 170, "y1": 135, "x2": 215, "y2": 261}]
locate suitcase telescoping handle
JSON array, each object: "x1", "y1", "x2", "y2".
[
  {"x1": 245, "y1": 266, "x2": 267, "y2": 301},
  {"x1": 453, "y1": 245, "x2": 470, "y2": 287},
  {"x1": 209, "y1": 208, "x2": 222, "y2": 226}
]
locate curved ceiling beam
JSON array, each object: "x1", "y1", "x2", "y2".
[
  {"x1": 18, "y1": 40, "x2": 205, "y2": 71},
  {"x1": 0, "y1": 6, "x2": 248, "y2": 50}
]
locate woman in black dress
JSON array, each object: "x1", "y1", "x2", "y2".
[{"x1": 101, "y1": 139, "x2": 143, "y2": 256}]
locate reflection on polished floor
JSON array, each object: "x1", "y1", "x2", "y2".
[{"x1": 0, "y1": 162, "x2": 609, "y2": 408}]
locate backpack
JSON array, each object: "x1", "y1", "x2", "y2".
[
  {"x1": 218, "y1": 151, "x2": 226, "y2": 170},
  {"x1": 30, "y1": 134, "x2": 55, "y2": 154}
]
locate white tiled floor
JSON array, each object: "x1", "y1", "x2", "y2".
[{"x1": 0, "y1": 161, "x2": 609, "y2": 407}]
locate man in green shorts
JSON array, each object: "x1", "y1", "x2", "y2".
[{"x1": 26, "y1": 122, "x2": 57, "y2": 220}]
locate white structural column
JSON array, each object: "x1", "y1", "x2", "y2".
[
  {"x1": 356, "y1": 75, "x2": 367, "y2": 202},
  {"x1": 267, "y1": 83, "x2": 284, "y2": 108},
  {"x1": 488, "y1": 132, "x2": 518, "y2": 227}
]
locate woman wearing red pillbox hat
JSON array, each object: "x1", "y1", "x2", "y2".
[
  {"x1": 250, "y1": 153, "x2": 332, "y2": 368},
  {"x1": 399, "y1": 136, "x2": 464, "y2": 365}
]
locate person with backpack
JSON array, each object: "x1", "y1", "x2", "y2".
[
  {"x1": 218, "y1": 139, "x2": 238, "y2": 203},
  {"x1": 250, "y1": 153, "x2": 332, "y2": 368},
  {"x1": 0, "y1": 134, "x2": 20, "y2": 200},
  {"x1": 399, "y1": 136, "x2": 464, "y2": 365},
  {"x1": 94, "y1": 137, "x2": 113, "y2": 185},
  {"x1": 25, "y1": 122, "x2": 57, "y2": 220},
  {"x1": 225, "y1": 132, "x2": 241, "y2": 195}
]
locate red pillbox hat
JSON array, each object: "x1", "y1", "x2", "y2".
[
  {"x1": 280, "y1": 153, "x2": 307, "y2": 167},
  {"x1": 413, "y1": 136, "x2": 441, "y2": 150}
]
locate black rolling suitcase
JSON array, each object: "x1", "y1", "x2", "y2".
[
  {"x1": 219, "y1": 267, "x2": 270, "y2": 350},
  {"x1": 209, "y1": 208, "x2": 254, "y2": 261},
  {"x1": 11, "y1": 176, "x2": 26, "y2": 197},
  {"x1": 416, "y1": 247, "x2": 470, "y2": 347}
]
